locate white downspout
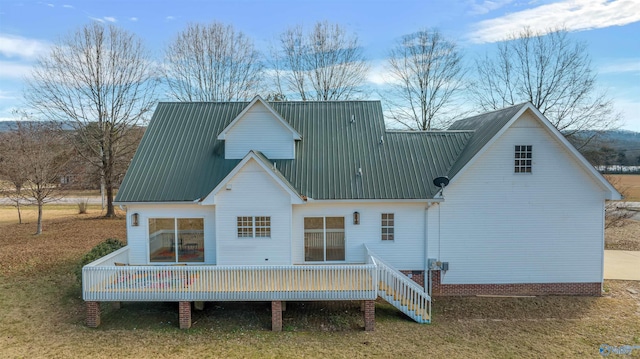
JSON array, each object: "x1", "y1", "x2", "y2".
[{"x1": 424, "y1": 204, "x2": 429, "y2": 294}]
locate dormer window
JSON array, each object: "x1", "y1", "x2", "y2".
[{"x1": 515, "y1": 145, "x2": 532, "y2": 173}]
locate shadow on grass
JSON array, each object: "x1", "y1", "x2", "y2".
[{"x1": 97, "y1": 300, "x2": 366, "y2": 332}]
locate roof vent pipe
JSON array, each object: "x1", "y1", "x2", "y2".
[
  {"x1": 379, "y1": 136, "x2": 384, "y2": 145},
  {"x1": 357, "y1": 167, "x2": 363, "y2": 176},
  {"x1": 351, "y1": 115, "x2": 355, "y2": 123}
]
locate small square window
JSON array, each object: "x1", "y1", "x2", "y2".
[{"x1": 514, "y1": 145, "x2": 532, "y2": 173}]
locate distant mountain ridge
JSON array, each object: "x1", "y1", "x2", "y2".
[{"x1": 0, "y1": 121, "x2": 75, "y2": 132}]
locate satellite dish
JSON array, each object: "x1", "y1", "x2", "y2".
[{"x1": 432, "y1": 176, "x2": 450, "y2": 188}]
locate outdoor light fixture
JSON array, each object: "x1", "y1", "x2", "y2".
[
  {"x1": 132, "y1": 213, "x2": 139, "y2": 227},
  {"x1": 353, "y1": 211, "x2": 360, "y2": 225}
]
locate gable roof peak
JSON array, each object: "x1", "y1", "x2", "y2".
[{"x1": 217, "y1": 95, "x2": 302, "y2": 141}]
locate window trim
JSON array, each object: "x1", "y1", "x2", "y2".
[
  {"x1": 147, "y1": 217, "x2": 205, "y2": 264},
  {"x1": 236, "y1": 216, "x2": 271, "y2": 238},
  {"x1": 514, "y1": 145, "x2": 532, "y2": 173},
  {"x1": 303, "y1": 216, "x2": 346, "y2": 263},
  {"x1": 381, "y1": 213, "x2": 395, "y2": 241}
]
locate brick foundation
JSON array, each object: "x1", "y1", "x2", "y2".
[
  {"x1": 363, "y1": 300, "x2": 375, "y2": 331},
  {"x1": 179, "y1": 301, "x2": 191, "y2": 329},
  {"x1": 86, "y1": 301, "x2": 101, "y2": 328},
  {"x1": 399, "y1": 270, "x2": 425, "y2": 288},
  {"x1": 430, "y1": 271, "x2": 602, "y2": 296},
  {"x1": 271, "y1": 301, "x2": 283, "y2": 332}
]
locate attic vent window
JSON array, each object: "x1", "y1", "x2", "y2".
[{"x1": 515, "y1": 145, "x2": 532, "y2": 173}]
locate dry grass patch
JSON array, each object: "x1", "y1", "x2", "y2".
[
  {"x1": 0, "y1": 204, "x2": 117, "y2": 226},
  {"x1": 1, "y1": 209, "x2": 640, "y2": 358},
  {"x1": 606, "y1": 219, "x2": 640, "y2": 251},
  {"x1": 607, "y1": 174, "x2": 640, "y2": 201},
  {"x1": 0, "y1": 207, "x2": 126, "y2": 276}
]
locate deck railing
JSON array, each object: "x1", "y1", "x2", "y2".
[
  {"x1": 83, "y1": 247, "x2": 377, "y2": 302},
  {"x1": 365, "y1": 246, "x2": 431, "y2": 323}
]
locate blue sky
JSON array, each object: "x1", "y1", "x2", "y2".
[{"x1": 1, "y1": 0, "x2": 639, "y2": 130}]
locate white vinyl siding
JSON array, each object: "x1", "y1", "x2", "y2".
[
  {"x1": 215, "y1": 159, "x2": 292, "y2": 265},
  {"x1": 293, "y1": 202, "x2": 426, "y2": 270},
  {"x1": 433, "y1": 111, "x2": 607, "y2": 285},
  {"x1": 224, "y1": 102, "x2": 295, "y2": 159}
]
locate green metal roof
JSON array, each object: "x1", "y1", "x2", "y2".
[
  {"x1": 115, "y1": 101, "x2": 476, "y2": 202},
  {"x1": 446, "y1": 103, "x2": 528, "y2": 179}
]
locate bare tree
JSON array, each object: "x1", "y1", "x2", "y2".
[
  {"x1": 385, "y1": 29, "x2": 466, "y2": 130},
  {"x1": 25, "y1": 22, "x2": 157, "y2": 217},
  {"x1": 0, "y1": 130, "x2": 29, "y2": 224},
  {"x1": 272, "y1": 21, "x2": 369, "y2": 100},
  {"x1": 163, "y1": 22, "x2": 263, "y2": 102},
  {"x1": 471, "y1": 28, "x2": 618, "y2": 146},
  {"x1": 4, "y1": 122, "x2": 71, "y2": 234}
]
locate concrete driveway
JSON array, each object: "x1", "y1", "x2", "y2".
[{"x1": 604, "y1": 250, "x2": 640, "y2": 280}]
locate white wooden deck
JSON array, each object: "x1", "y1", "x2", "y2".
[
  {"x1": 82, "y1": 246, "x2": 431, "y2": 323},
  {"x1": 83, "y1": 247, "x2": 377, "y2": 302}
]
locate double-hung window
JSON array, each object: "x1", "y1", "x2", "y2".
[{"x1": 381, "y1": 213, "x2": 394, "y2": 241}]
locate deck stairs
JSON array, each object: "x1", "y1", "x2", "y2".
[{"x1": 367, "y1": 248, "x2": 431, "y2": 323}]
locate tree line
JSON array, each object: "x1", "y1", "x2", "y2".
[{"x1": 0, "y1": 20, "x2": 619, "y2": 232}]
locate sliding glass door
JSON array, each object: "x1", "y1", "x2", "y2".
[{"x1": 304, "y1": 217, "x2": 345, "y2": 262}]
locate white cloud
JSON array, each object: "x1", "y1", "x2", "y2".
[
  {"x1": 47, "y1": 3, "x2": 54, "y2": 7},
  {"x1": 0, "y1": 61, "x2": 33, "y2": 79},
  {"x1": 130, "y1": 17, "x2": 138, "y2": 21},
  {"x1": 468, "y1": 0, "x2": 640, "y2": 43},
  {"x1": 63, "y1": 4, "x2": 74, "y2": 8},
  {"x1": 89, "y1": 16, "x2": 117, "y2": 23},
  {"x1": 0, "y1": 90, "x2": 18, "y2": 100},
  {"x1": 600, "y1": 59, "x2": 640, "y2": 75},
  {"x1": 366, "y1": 60, "x2": 402, "y2": 86},
  {"x1": 615, "y1": 98, "x2": 640, "y2": 131},
  {"x1": 468, "y1": 0, "x2": 513, "y2": 15},
  {"x1": 0, "y1": 34, "x2": 50, "y2": 59},
  {"x1": 166, "y1": 16, "x2": 175, "y2": 21}
]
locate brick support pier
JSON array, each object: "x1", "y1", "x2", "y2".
[
  {"x1": 363, "y1": 300, "x2": 375, "y2": 331},
  {"x1": 86, "y1": 301, "x2": 101, "y2": 328},
  {"x1": 179, "y1": 301, "x2": 191, "y2": 329},
  {"x1": 271, "y1": 301, "x2": 283, "y2": 332}
]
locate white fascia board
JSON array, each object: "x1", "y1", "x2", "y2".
[
  {"x1": 114, "y1": 201, "x2": 200, "y2": 206},
  {"x1": 216, "y1": 95, "x2": 302, "y2": 140},
  {"x1": 304, "y1": 198, "x2": 443, "y2": 204},
  {"x1": 449, "y1": 103, "x2": 621, "y2": 200},
  {"x1": 525, "y1": 105, "x2": 621, "y2": 200},
  {"x1": 449, "y1": 104, "x2": 530, "y2": 188},
  {"x1": 200, "y1": 151, "x2": 305, "y2": 205}
]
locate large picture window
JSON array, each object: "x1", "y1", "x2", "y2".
[
  {"x1": 237, "y1": 216, "x2": 271, "y2": 238},
  {"x1": 149, "y1": 218, "x2": 204, "y2": 263},
  {"x1": 304, "y1": 217, "x2": 345, "y2": 262}
]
